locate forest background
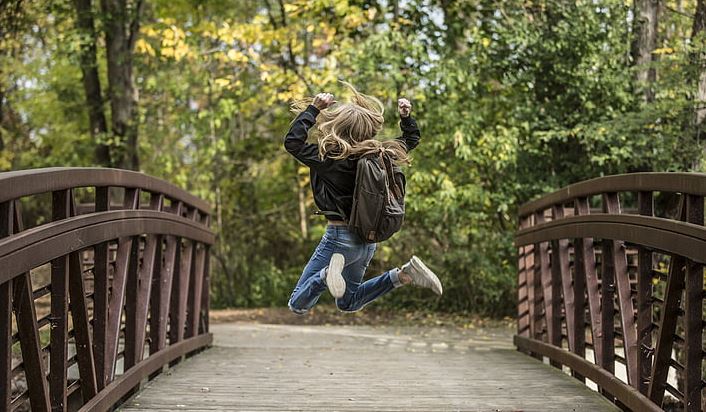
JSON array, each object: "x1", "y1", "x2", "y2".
[{"x1": 1, "y1": 0, "x2": 705, "y2": 316}]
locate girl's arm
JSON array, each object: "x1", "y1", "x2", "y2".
[
  {"x1": 284, "y1": 93, "x2": 336, "y2": 168},
  {"x1": 396, "y1": 98, "x2": 420, "y2": 152},
  {"x1": 284, "y1": 105, "x2": 323, "y2": 168}
]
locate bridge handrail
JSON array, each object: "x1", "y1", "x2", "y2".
[
  {"x1": 0, "y1": 167, "x2": 214, "y2": 412},
  {"x1": 519, "y1": 172, "x2": 706, "y2": 217},
  {"x1": 515, "y1": 172, "x2": 705, "y2": 412},
  {"x1": 0, "y1": 167, "x2": 211, "y2": 214}
]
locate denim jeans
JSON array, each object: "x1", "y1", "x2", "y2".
[{"x1": 288, "y1": 225, "x2": 403, "y2": 314}]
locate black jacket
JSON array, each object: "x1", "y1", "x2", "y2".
[{"x1": 284, "y1": 104, "x2": 421, "y2": 220}]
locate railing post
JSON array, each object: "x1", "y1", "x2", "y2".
[
  {"x1": 0, "y1": 201, "x2": 13, "y2": 411},
  {"x1": 683, "y1": 194, "x2": 703, "y2": 412},
  {"x1": 636, "y1": 191, "x2": 654, "y2": 395},
  {"x1": 535, "y1": 210, "x2": 560, "y2": 367},
  {"x1": 93, "y1": 186, "x2": 110, "y2": 390},
  {"x1": 50, "y1": 190, "x2": 71, "y2": 411}
]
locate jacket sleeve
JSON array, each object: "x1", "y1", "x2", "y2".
[
  {"x1": 396, "y1": 115, "x2": 421, "y2": 152},
  {"x1": 284, "y1": 105, "x2": 324, "y2": 168}
]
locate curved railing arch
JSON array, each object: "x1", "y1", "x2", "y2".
[
  {"x1": 515, "y1": 172, "x2": 706, "y2": 412},
  {"x1": 0, "y1": 167, "x2": 214, "y2": 411}
]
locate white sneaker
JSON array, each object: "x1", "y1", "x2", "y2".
[
  {"x1": 325, "y1": 253, "x2": 346, "y2": 299},
  {"x1": 401, "y1": 256, "x2": 443, "y2": 296}
]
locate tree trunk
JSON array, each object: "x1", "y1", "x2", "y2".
[
  {"x1": 100, "y1": 0, "x2": 142, "y2": 170},
  {"x1": 631, "y1": 0, "x2": 659, "y2": 102},
  {"x1": 73, "y1": 0, "x2": 111, "y2": 166},
  {"x1": 692, "y1": 0, "x2": 706, "y2": 128}
]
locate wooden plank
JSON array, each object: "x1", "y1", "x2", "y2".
[
  {"x1": 105, "y1": 188, "x2": 140, "y2": 382},
  {"x1": 13, "y1": 199, "x2": 50, "y2": 412},
  {"x1": 151, "y1": 202, "x2": 183, "y2": 355},
  {"x1": 186, "y1": 243, "x2": 206, "y2": 338},
  {"x1": 169, "y1": 208, "x2": 197, "y2": 348},
  {"x1": 551, "y1": 205, "x2": 575, "y2": 352},
  {"x1": 636, "y1": 191, "x2": 653, "y2": 395},
  {"x1": 123, "y1": 324, "x2": 619, "y2": 412},
  {"x1": 0, "y1": 201, "x2": 12, "y2": 411},
  {"x1": 67, "y1": 197, "x2": 98, "y2": 401},
  {"x1": 683, "y1": 194, "x2": 703, "y2": 412},
  {"x1": 517, "y1": 216, "x2": 531, "y2": 337},
  {"x1": 599, "y1": 196, "x2": 616, "y2": 377},
  {"x1": 535, "y1": 210, "x2": 560, "y2": 368},
  {"x1": 50, "y1": 190, "x2": 71, "y2": 411},
  {"x1": 93, "y1": 186, "x2": 110, "y2": 390},
  {"x1": 648, "y1": 199, "x2": 687, "y2": 405},
  {"x1": 200, "y1": 246, "x2": 210, "y2": 334},
  {"x1": 125, "y1": 194, "x2": 164, "y2": 370},
  {"x1": 602, "y1": 193, "x2": 637, "y2": 388}
]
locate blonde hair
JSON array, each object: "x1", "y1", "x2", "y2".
[{"x1": 291, "y1": 81, "x2": 410, "y2": 163}]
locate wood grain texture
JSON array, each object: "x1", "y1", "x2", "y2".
[{"x1": 122, "y1": 323, "x2": 619, "y2": 412}]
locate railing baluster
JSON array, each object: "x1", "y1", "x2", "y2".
[
  {"x1": 125, "y1": 193, "x2": 164, "y2": 371},
  {"x1": 105, "y1": 188, "x2": 140, "y2": 382},
  {"x1": 602, "y1": 192, "x2": 638, "y2": 388},
  {"x1": 535, "y1": 210, "x2": 560, "y2": 367},
  {"x1": 599, "y1": 194, "x2": 616, "y2": 379},
  {"x1": 12, "y1": 202, "x2": 51, "y2": 411},
  {"x1": 50, "y1": 190, "x2": 72, "y2": 411},
  {"x1": 551, "y1": 205, "x2": 575, "y2": 354},
  {"x1": 93, "y1": 186, "x2": 110, "y2": 390},
  {"x1": 683, "y1": 194, "x2": 703, "y2": 412},
  {"x1": 152, "y1": 201, "x2": 184, "y2": 357},
  {"x1": 186, "y1": 243, "x2": 206, "y2": 338},
  {"x1": 67, "y1": 196, "x2": 98, "y2": 401},
  {"x1": 0, "y1": 201, "x2": 13, "y2": 411},
  {"x1": 171, "y1": 208, "x2": 197, "y2": 347},
  {"x1": 200, "y1": 245, "x2": 210, "y2": 334},
  {"x1": 648, "y1": 198, "x2": 687, "y2": 404},
  {"x1": 636, "y1": 191, "x2": 654, "y2": 395}
]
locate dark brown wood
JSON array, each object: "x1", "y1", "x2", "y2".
[
  {"x1": 683, "y1": 194, "x2": 703, "y2": 412},
  {"x1": 200, "y1": 246, "x2": 210, "y2": 334},
  {"x1": 93, "y1": 186, "x2": 110, "y2": 391},
  {"x1": 515, "y1": 336, "x2": 662, "y2": 412},
  {"x1": 598, "y1": 197, "x2": 616, "y2": 377},
  {"x1": 125, "y1": 193, "x2": 164, "y2": 370},
  {"x1": 77, "y1": 334, "x2": 212, "y2": 412},
  {"x1": 551, "y1": 205, "x2": 575, "y2": 352},
  {"x1": 648, "y1": 200, "x2": 687, "y2": 405},
  {"x1": 0, "y1": 202, "x2": 12, "y2": 411},
  {"x1": 535, "y1": 210, "x2": 560, "y2": 367},
  {"x1": 50, "y1": 190, "x2": 71, "y2": 411},
  {"x1": 151, "y1": 203, "x2": 182, "y2": 355},
  {"x1": 574, "y1": 197, "x2": 604, "y2": 364},
  {"x1": 67, "y1": 197, "x2": 98, "y2": 401},
  {"x1": 602, "y1": 193, "x2": 637, "y2": 388},
  {"x1": 105, "y1": 188, "x2": 140, "y2": 382},
  {"x1": 0, "y1": 168, "x2": 213, "y2": 412},
  {"x1": 636, "y1": 191, "x2": 653, "y2": 395},
  {"x1": 186, "y1": 243, "x2": 206, "y2": 338}
]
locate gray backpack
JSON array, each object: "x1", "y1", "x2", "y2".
[{"x1": 348, "y1": 152, "x2": 406, "y2": 243}]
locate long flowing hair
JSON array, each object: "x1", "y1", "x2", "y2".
[{"x1": 291, "y1": 81, "x2": 410, "y2": 163}]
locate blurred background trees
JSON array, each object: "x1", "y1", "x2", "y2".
[{"x1": 1, "y1": 0, "x2": 705, "y2": 316}]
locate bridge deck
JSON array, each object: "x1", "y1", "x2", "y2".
[{"x1": 121, "y1": 323, "x2": 618, "y2": 411}]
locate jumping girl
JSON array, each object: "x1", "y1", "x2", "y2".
[{"x1": 285, "y1": 82, "x2": 443, "y2": 315}]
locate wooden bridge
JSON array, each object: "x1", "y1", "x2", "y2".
[{"x1": 1, "y1": 168, "x2": 705, "y2": 411}]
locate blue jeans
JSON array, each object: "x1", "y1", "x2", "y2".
[{"x1": 288, "y1": 225, "x2": 403, "y2": 314}]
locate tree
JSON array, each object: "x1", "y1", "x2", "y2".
[{"x1": 632, "y1": 0, "x2": 660, "y2": 102}]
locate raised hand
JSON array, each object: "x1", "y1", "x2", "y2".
[
  {"x1": 398, "y1": 98, "x2": 412, "y2": 118},
  {"x1": 312, "y1": 92, "x2": 336, "y2": 110}
]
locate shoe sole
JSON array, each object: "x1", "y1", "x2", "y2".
[
  {"x1": 326, "y1": 253, "x2": 346, "y2": 299},
  {"x1": 410, "y1": 256, "x2": 443, "y2": 296}
]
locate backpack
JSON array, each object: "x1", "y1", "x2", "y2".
[{"x1": 348, "y1": 152, "x2": 406, "y2": 243}]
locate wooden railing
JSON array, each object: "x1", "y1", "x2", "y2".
[
  {"x1": 515, "y1": 172, "x2": 706, "y2": 412},
  {"x1": 0, "y1": 167, "x2": 215, "y2": 411}
]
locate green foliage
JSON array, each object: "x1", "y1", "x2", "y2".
[{"x1": 1, "y1": 0, "x2": 704, "y2": 316}]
